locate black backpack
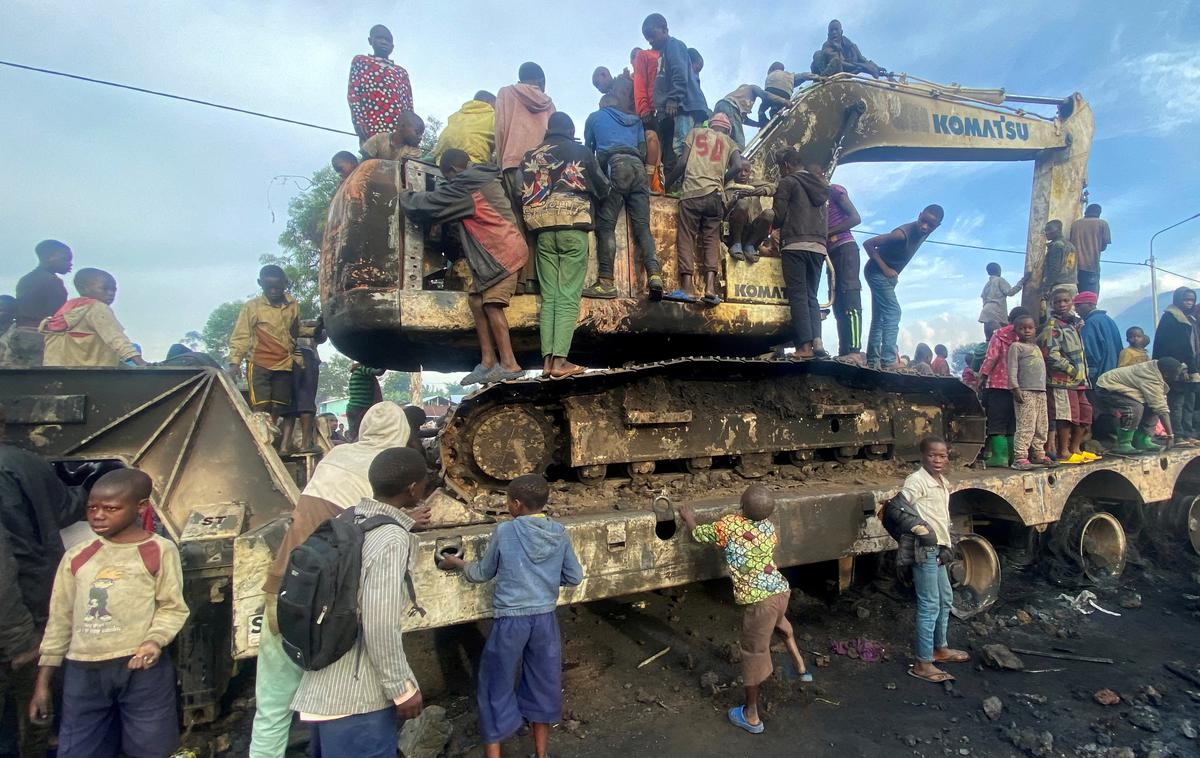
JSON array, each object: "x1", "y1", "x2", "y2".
[{"x1": 277, "y1": 507, "x2": 399, "y2": 671}]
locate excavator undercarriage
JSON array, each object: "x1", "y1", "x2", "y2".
[{"x1": 440, "y1": 358, "x2": 986, "y2": 499}]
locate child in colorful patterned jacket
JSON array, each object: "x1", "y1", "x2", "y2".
[{"x1": 679, "y1": 485, "x2": 809, "y2": 735}]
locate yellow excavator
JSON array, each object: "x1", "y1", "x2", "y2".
[{"x1": 320, "y1": 73, "x2": 1093, "y2": 499}]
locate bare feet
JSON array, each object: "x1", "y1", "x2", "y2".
[
  {"x1": 550, "y1": 360, "x2": 587, "y2": 378},
  {"x1": 933, "y1": 647, "x2": 969, "y2": 663}
]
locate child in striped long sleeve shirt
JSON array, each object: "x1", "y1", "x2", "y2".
[{"x1": 290, "y1": 447, "x2": 430, "y2": 757}]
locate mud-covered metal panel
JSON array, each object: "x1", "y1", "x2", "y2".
[
  {"x1": 0, "y1": 368, "x2": 299, "y2": 537},
  {"x1": 231, "y1": 517, "x2": 289, "y2": 659},
  {"x1": 3, "y1": 394, "x2": 86, "y2": 425}
]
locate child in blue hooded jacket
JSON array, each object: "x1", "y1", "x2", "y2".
[{"x1": 438, "y1": 473, "x2": 583, "y2": 758}]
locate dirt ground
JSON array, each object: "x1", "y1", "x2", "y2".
[{"x1": 191, "y1": 526, "x2": 1200, "y2": 758}]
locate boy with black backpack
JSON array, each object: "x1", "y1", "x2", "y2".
[{"x1": 285, "y1": 447, "x2": 429, "y2": 756}]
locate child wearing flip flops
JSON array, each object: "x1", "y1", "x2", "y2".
[
  {"x1": 678, "y1": 485, "x2": 810, "y2": 735},
  {"x1": 901, "y1": 437, "x2": 971, "y2": 684}
]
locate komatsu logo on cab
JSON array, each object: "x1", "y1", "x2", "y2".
[
  {"x1": 733, "y1": 283, "x2": 787, "y2": 300},
  {"x1": 932, "y1": 113, "x2": 1029, "y2": 141}
]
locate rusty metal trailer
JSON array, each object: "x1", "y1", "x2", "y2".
[{"x1": 3, "y1": 366, "x2": 1199, "y2": 724}]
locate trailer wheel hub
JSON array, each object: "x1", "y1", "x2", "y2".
[{"x1": 950, "y1": 533, "x2": 1001, "y2": 619}]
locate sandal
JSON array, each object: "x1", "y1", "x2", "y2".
[
  {"x1": 907, "y1": 666, "x2": 955, "y2": 684},
  {"x1": 727, "y1": 705, "x2": 765, "y2": 734},
  {"x1": 461, "y1": 363, "x2": 492, "y2": 385},
  {"x1": 550, "y1": 364, "x2": 587, "y2": 379},
  {"x1": 483, "y1": 366, "x2": 526, "y2": 383},
  {"x1": 701, "y1": 292, "x2": 722, "y2": 307},
  {"x1": 663, "y1": 289, "x2": 698, "y2": 303}
]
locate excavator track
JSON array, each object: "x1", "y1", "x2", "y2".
[{"x1": 439, "y1": 357, "x2": 986, "y2": 500}]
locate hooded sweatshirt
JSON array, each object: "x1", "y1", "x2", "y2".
[
  {"x1": 40, "y1": 297, "x2": 140, "y2": 368},
  {"x1": 1153, "y1": 302, "x2": 1197, "y2": 369},
  {"x1": 652, "y1": 36, "x2": 709, "y2": 117},
  {"x1": 432, "y1": 99, "x2": 496, "y2": 165},
  {"x1": 583, "y1": 106, "x2": 645, "y2": 165},
  {"x1": 265, "y1": 402, "x2": 411, "y2": 593},
  {"x1": 1080, "y1": 308, "x2": 1123, "y2": 386},
  {"x1": 1097, "y1": 360, "x2": 1171, "y2": 421},
  {"x1": 463, "y1": 515, "x2": 583, "y2": 617},
  {"x1": 494, "y1": 83, "x2": 556, "y2": 171},
  {"x1": 401, "y1": 164, "x2": 529, "y2": 291},
  {"x1": 773, "y1": 169, "x2": 830, "y2": 248},
  {"x1": 978, "y1": 323, "x2": 1018, "y2": 390}
]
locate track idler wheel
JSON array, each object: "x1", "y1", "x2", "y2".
[{"x1": 949, "y1": 533, "x2": 1001, "y2": 619}]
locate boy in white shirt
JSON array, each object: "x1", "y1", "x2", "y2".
[{"x1": 898, "y1": 436, "x2": 970, "y2": 683}]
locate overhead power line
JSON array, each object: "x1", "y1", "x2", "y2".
[
  {"x1": 848, "y1": 226, "x2": 1169, "y2": 274},
  {"x1": 0, "y1": 59, "x2": 356, "y2": 137},
  {"x1": 5, "y1": 57, "x2": 1199, "y2": 287}
]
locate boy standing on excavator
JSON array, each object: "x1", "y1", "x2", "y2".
[
  {"x1": 864, "y1": 205, "x2": 944, "y2": 369},
  {"x1": 400, "y1": 149, "x2": 528, "y2": 386},
  {"x1": 667, "y1": 112, "x2": 742, "y2": 306}
]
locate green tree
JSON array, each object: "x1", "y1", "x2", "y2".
[
  {"x1": 381, "y1": 371, "x2": 416, "y2": 404},
  {"x1": 316, "y1": 354, "x2": 353, "y2": 404},
  {"x1": 200, "y1": 301, "x2": 244, "y2": 363},
  {"x1": 419, "y1": 115, "x2": 443, "y2": 156},
  {"x1": 179, "y1": 331, "x2": 203, "y2": 350},
  {"x1": 260, "y1": 167, "x2": 340, "y2": 319}
]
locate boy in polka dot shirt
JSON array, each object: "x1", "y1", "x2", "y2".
[{"x1": 679, "y1": 485, "x2": 810, "y2": 735}]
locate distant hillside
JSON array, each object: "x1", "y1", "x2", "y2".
[{"x1": 1109, "y1": 290, "x2": 1175, "y2": 341}]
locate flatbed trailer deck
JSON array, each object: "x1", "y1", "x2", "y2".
[{"x1": 241, "y1": 447, "x2": 1200, "y2": 634}]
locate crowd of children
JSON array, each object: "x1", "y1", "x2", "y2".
[
  {"x1": 322, "y1": 14, "x2": 936, "y2": 379},
  {"x1": 966, "y1": 264, "x2": 1193, "y2": 468}
]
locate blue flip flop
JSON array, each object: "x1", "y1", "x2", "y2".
[
  {"x1": 728, "y1": 705, "x2": 765, "y2": 734},
  {"x1": 662, "y1": 289, "x2": 698, "y2": 303}
]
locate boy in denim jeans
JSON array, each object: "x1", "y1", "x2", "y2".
[
  {"x1": 864, "y1": 206, "x2": 943, "y2": 368},
  {"x1": 898, "y1": 436, "x2": 969, "y2": 683}
]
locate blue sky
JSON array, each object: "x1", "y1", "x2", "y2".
[{"x1": 2, "y1": 0, "x2": 1198, "y2": 365}]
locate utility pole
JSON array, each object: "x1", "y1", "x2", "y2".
[{"x1": 1149, "y1": 211, "x2": 1200, "y2": 325}]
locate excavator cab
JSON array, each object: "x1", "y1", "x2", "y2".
[{"x1": 320, "y1": 157, "x2": 793, "y2": 372}]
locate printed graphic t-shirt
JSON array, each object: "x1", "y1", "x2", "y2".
[
  {"x1": 39, "y1": 534, "x2": 189, "y2": 665},
  {"x1": 681, "y1": 127, "x2": 738, "y2": 201}
]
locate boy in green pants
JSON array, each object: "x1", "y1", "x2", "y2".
[{"x1": 520, "y1": 113, "x2": 610, "y2": 378}]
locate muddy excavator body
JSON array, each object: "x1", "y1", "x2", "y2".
[
  {"x1": 320, "y1": 74, "x2": 1093, "y2": 495},
  {"x1": 321, "y1": 75, "x2": 1093, "y2": 372}
]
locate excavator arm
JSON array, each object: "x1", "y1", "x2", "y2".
[{"x1": 745, "y1": 74, "x2": 1094, "y2": 309}]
